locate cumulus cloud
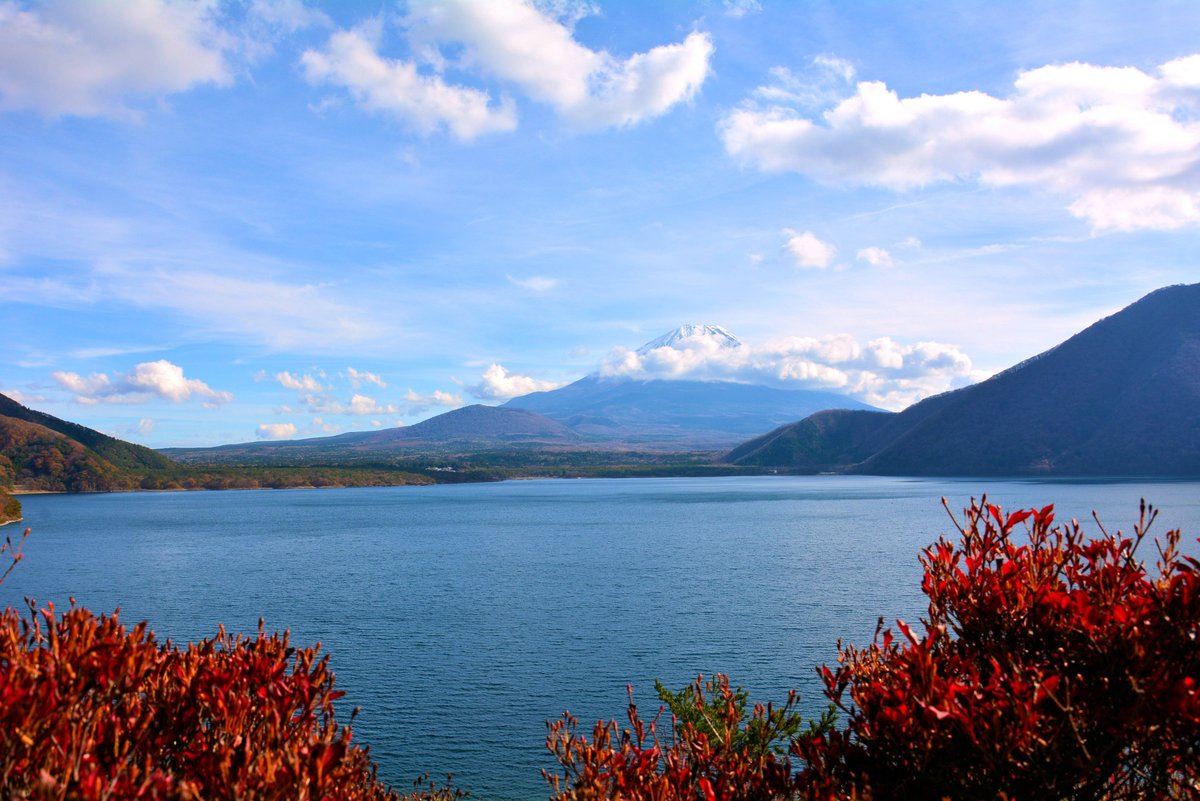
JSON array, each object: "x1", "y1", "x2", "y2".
[
  {"x1": 599, "y1": 330, "x2": 979, "y2": 410},
  {"x1": 403, "y1": 388, "x2": 463, "y2": 414},
  {"x1": 301, "y1": 23, "x2": 518, "y2": 140},
  {"x1": 784, "y1": 229, "x2": 836, "y2": 268},
  {"x1": 346, "y1": 367, "x2": 387, "y2": 388},
  {"x1": 306, "y1": 0, "x2": 696, "y2": 138},
  {"x1": 0, "y1": 0, "x2": 232, "y2": 119},
  {"x1": 469, "y1": 363, "x2": 562, "y2": 400},
  {"x1": 257, "y1": 422, "x2": 297, "y2": 440},
  {"x1": 271, "y1": 365, "x2": 404, "y2": 416},
  {"x1": 52, "y1": 360, "x2": 233, "y2": 406},
  {"x1": 721, "y1": 54, "x2": 1200, "y2": 231},
  {"x1": 276, "y1": 371, "x2": 327, "y2": 392},
  {"x1": 857, "y1": 246, "x2": 894, "y2": 267},
  {"x1": 346, "y1": 393, "x2": 397, "y2": 415}
]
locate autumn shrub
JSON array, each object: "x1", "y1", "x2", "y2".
[
  {"x1": 796, "y1": 499, "x2": 1200, "y2": 800},
  {"x1": 548, "y1": 499, "x2": 1200, "y2": 801},
  {"x1": 546, "y1": 675, "x2": 804, "y2": 801},
  {"x1": 0, "y1": 529, "x2": 441, "y2": 801}
]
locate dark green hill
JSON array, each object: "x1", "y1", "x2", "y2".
[
  {"x1": 728, "y1": 283, "x2": 1200, "y2": 476},
  {"x1": 0, "y1": 393, "x2": 172, "y2": 472}
]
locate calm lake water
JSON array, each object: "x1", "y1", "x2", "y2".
[{"x1": 3, "y1": 476, "x2": 1199, "y2": 800}]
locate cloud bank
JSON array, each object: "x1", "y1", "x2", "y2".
[
  {"x1": 721, "y1": 54, "x2": 1200, "y2": 231},
  {"x1": 600, "y1": 331, "x2": 980, "y2": 410}
]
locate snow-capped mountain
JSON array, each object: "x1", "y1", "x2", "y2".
[
  {"x1": 503, "y1": 324, "x2": 879, "y2": 449},
  {"x1": 636, "y1": 324, "x2": 743, "y2": 355}
]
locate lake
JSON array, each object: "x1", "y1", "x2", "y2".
[{"x1": 3, "y1": 475, "x2": 1199, "y2": 800}]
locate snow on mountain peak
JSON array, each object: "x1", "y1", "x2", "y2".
[
  {"x1": 638, "y1": 323, "x2": 739, "y2": 354},
  {"x1": 638, "y1": 323, "x2": 739, "y2": 352},
  {"x1": 637, "y1": 324, "x2": 744, "y2": 354}
]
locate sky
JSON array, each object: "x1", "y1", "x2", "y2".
[{"x1": 2, "y1": 0, "x2": 1198, "y2": 448}]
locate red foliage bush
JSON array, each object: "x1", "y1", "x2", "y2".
[
  {"x1": 547, "y1": 500, "x2": 1200, "y2": 801},
  {"x1": 0, "y1": 601, "x2": 403, "y2": 800},
  {"x1": 545, "y1": 675, "x2": 800, "y2": 801},
  {"x1": 0, "y1": 528, "x2": 425, "y2": 801},
  {"x1": 798, "y1": 499, "x2": 1200, "y2": 800}
]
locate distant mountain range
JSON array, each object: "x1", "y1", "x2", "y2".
[
  {"x1": 166, "y1": 325, "x2": 879, "y2": 461},
  {"x1": 12, "y1": 289, "x2": 1199, "y2": 483},
  {"x1": 162, "y1": 405, "x2": 583, "y2": 462},
  {"x1": 728, "y1": 283, "x2": 1200, "y2": 476}
]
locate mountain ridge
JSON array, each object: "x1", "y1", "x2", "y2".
[{"x1": 728, "y1": 283, "x2": 1200, "y2": 476}]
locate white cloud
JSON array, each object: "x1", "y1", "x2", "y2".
[
  {"x1": 598, "y1": 331, "x2": 979, "y2": 411},
  {"x1": 403, "y1": 388, "x2": 464, "y2": 414},
  {"x1": 856, "y1": 246, "x2": 894, "y2": 267},
  {"x1": 276, "y1": 371, "x2": 327, "y2": 392},
  {"x1": 257, "y1": 422, "x2": 297, "y2": 440},
  {"x1": 347, "y1": 393, "x2": 398, "y2": 415},
  {"x1": 721, "y1": 54, "x2": 1200, "y2": 232},
  {"x1": 469, "y1": 363, "x2": 562, "y2": 400},
  {"x1": 346, "y1": 367, "x2": 387, "y2": 388},
  {"x1": 405, "y1": 0, "x2": 714, "y2": 130},
  {"x1": 52, "y1": 360, "x2": 233, "y2": 406},
  {"x1": 783, "y1": 229, "x2": 836, "y2": 268},
  {"x1": 0, "y1": 0, "x2": 232, "y2": 119},
  {"x1": 506, "y1": 274, "x2": 560, "y2": 291},
  {"x1": 301, "y1": 24, "x2": 518, "y2": 140},
  {"x1": 271, "y1": 366, "x2": 399, "y2": 416},
  {"x1": 136, "y1": 418, "x2": 155, "y2": 435}
]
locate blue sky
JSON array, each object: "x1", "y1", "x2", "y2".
[{"x1": 2, "y1": 0, "x2": 1198, "y2": 447}]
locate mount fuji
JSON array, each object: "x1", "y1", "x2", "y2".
[
  {"x1": 502, "y1": 325, "x2": 879, "y2": 448},
  {"x1": 635, "y1": 324, "x2": 744, "y2": 353}
]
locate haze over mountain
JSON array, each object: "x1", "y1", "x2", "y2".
[{"x1": 728, "y1": 283, "x2": 1200, "y2": 476}]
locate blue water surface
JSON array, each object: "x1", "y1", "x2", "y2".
[{"x1": 3, "y1": 475, "x2": 1198, "y2": 800}]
